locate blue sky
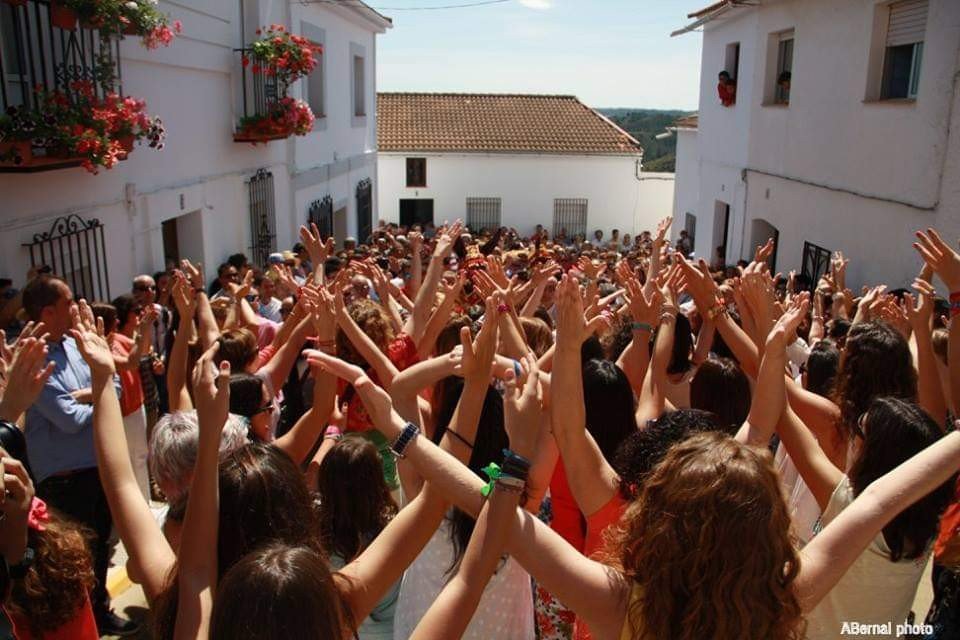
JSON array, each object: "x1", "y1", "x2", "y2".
[{"x1": 374, "y1": 0, "x2": 707, "y2": 110}]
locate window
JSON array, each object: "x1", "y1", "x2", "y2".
[
  {"x1": 301, "y1": 23, "x2": 325, "y2": 118},
  {"x1": 406, "y1": 158, "x2": 426, "y2": 187},
  {"x1": 724, "y1": 42, "x2": 740, "y2": 80},
  {"x1": 881, "y1": 0, "x2": 926, "y2": 99},
  {"x1": 774, "y1": 31, "x2": 793, "y2": 104},
  {"x1": 719, "y1": 42, "x2": 740, "y2": 107},
  {"x1": 466, "y1": 198, "x2": 501, "y2": 232},
  {"x1": 801, "y1": 241, "x2": 832, "y2": 290},
  {"x1": 353, "y1": 55, "x2": 365, "y2": 116},
  {"x1": 553, "y1": 198, "x2": 588, "y2": 240}
]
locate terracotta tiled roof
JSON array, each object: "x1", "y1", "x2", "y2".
[
  {"x1": 674, "y1": 113, "x2": 699, "y2": 128},
  {"x1": 377, "y1": 93, "x2": 643, "y2": 156}
]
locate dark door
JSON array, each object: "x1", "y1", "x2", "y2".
[
  {"x1": 162, "y1": 218, "x2": 179, "y2": 266},
  {"x1": 400, "y1": 199, "x2": 434, "y2": 227}
]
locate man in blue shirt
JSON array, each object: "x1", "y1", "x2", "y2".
[{"x1": 22, "y1": 276, "x2": 139, "y2": 637}]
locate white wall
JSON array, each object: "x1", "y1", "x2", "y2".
[
  {"x1": 671, "y1": 127, "x2": 703, "y2": 255},
  {"x1": 0, "y1": 0, "x2": 387, "y2": 298},
  {"x1": 378, "y1": 153, "x2": 673, "y2": 237},
  {"x1": 678, "y1": 0, "x2": 960, "y2": 289}
]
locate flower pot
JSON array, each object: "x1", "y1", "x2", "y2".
[
  {"x1": 50, "y1": 2, "x2": 78, "y2": 30},
  {"x1": 123, "y1": 23, "x2": 139, "y2": 36},
  {"x1": 0, "y1": 141, "x2": 32, "y2": 166},
  {"x1": 80, "y1": 16, "x2": 104, "y2": 29},
  {"x1": 116, "y1": 134, "x2": 134, "y2": 158}
]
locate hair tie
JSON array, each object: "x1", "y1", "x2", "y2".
[
  {"x1": 27, "y1": 497, "x2": 49, "y2": 532},
  {"x1": 480, "y1": 462, "x2": 502, "y2": 497}
]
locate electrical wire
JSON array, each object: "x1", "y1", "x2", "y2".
[{"x1": 299, "y1": 0, "x2": 510, "y2": 10}]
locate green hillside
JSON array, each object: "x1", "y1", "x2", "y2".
[{"x1": 598, "y1": 108, "x2": 694, "y2": 173}]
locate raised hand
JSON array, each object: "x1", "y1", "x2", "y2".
[
  {"x1": 180, "y1": 259, "x2": 205, "y2": 292},
  {"x1": 831, "y1": 251, "x2": 849, "y2": 290},
  {"x1": 190, "y1": 344, "x2": 231, "y2": 435},
  {"x1": 677, "y1": 257, "x2": 720, "y2": 313},
  {"x1": 555, "y1": 274, "x2": 591, "y2": 348},
  {"x1": 577, "y1": 257, "x2": 606, "y2": 281},
  {"x1": 914, "y1": 229, "x2": 960, "y2": 292},
  {"x1": 171, "y1": 274, "x2": 197, "y2": 320},
  {"x1": 655, "y1": 215, "x2": 673, "y2": 243},
  {"x1": 625, "y1": 278, "x2": 663, "y2": 327},
  {"x1": 299, "y1": 222, "x2": 330, "y2": 267},
  {"x1": 502, "y1": 354, "x2": 543, "y2": 458},
  {"x1": 70, "y1": 306, "x2": 115, "y2": 378},
  {"x1": 0, "y1": 337, "x2": 55, "y2": 423},
  {"x1": 460, "y1": 297, "x2": 500, "y2": 381},
  {"x1": 433, "y1": 220, "x2": 464, "y2": 259},
  {"x1": 905, "y1": 280, "x2": 934, "y2": 334}
]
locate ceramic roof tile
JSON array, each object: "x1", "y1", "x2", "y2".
[{"x1": 377, "y1": 93, "x2": 643, "y2": 156}]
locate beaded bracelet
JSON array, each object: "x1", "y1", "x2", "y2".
[
  {"x1": 390, "y1": 422, "x2": 420, "y2": 458},
  {"x1": 631, "y1": 321, "x2": 653, "y2": 333}
]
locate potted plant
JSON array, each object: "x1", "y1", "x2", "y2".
[
  {"x1": 118, "y1": 0, "x2": 181, "y2": 47},
  {"x1": 50, "y1": 0, "x2": 79, "y2": 30},
  {"x1": 235, "y1": 97, "x2": 314, "y2": 143},
  {"x1": 244, "y1": 24, "x2": 322, "y2": 89}
]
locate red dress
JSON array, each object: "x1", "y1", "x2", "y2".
[{"x1": 6, "y1": 595, "x2": 99, "y2": 640}]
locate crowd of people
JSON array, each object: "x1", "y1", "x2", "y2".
[{"x1": 0, "y1": 214, "x2": 957, "y2": 640}]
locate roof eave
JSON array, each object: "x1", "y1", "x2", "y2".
[
  {"x1": 672, "y1": 0, "x2": 757, "y2": 37},
  {"x1": 378, "y1": 149, "x2": 644, "y2": 158},
  {"x1": 342, "y1": 1, "x2": 393, "y2": 32}
]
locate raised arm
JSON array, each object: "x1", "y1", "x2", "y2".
[
  {"x1": 615, "y1": 278, "x2": 659, "y2": 394},
  {"x1": 405, "y1": 221, "x2": 463, "y2": 343},
  {"x1": 71, "y1": 309, "x2": 174, "y2": 601},
  {"x1": 552, "y1": 275, "x2": 621, "y2": 516},
  {"x1": 410, "y1": 364, "x2": 542, "y2": 640},
  {"x1": 174, "y1": 346, "x2": 231, "y2": 640},
  {"x1": 636, "y1": 272, "x2": 680, "y2": 426},
  {"x1": 906, "y1": 285, "x2": 948, "y2": 426},
  {"x1": 796, "y1": 428, "x2": 960, "y2": 612},
  {"x1": 167, "y1": 276, "x2": 197, "y2": 412},
  {"x1": 274, "y1": 291, "x2": 337, "y2": 463},
  {"x1": 736, "y1": 298, "x2": 808, "y2": 446},
  {"x1": 416, "y1": 276, "x2": 463, "y2": 359},
  {"x1": 181, "y1": 260, "x2": 218, "y2": 350},
  {"x1": 308, "y1": 352, "x2": 630, "y2": 640},
  {"x1": 335, "y1": 288, "x2": 400, "y2": 388},
  {"x1": 0, "y1": 336, "x2": 54, "y2": 425}
]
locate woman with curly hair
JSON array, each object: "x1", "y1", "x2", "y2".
[{"x1": 4, "y1": 505, "x2": 99, "y2": 640}]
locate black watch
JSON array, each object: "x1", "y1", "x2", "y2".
[{"x1": 9, "y1": 547, "x2": 35, "y2": 580}]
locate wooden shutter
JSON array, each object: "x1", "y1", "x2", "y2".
[{"x1": 887, "y1": 0, "x2": 927, "y2": 47}]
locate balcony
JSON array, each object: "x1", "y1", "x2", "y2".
[
  {"x1": 233, "y1": 25, "x2": 320, "y2": 144},
  {"x1": 0, "y1": 0, "x2": 174, "y2": 173}
]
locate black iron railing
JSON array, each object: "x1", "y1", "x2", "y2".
[
  {"x1": 234, "y1": 47, "x2": 286, "y2": 141},
  {"x1": 248, "y1": 169, "x2": 277, "y2": 267},
  {"x1": 23, "y1": 214, "x2": 111, "y2": 302},
  {"x1": 0, "y1": 0, "x2": 122, "y2": 113},
  {"x1": 801, "y1": 241, "x2": 832, "y2": 291},
  {"x1": 308, "y1": 195, "x2": 333, "y2": 241},
  {"x1": 356, "y1": 178, "x2": 372, "y2": 244}
]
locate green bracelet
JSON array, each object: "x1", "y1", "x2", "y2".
[
  {"x1": 631, "y1": 321, "x2": 653, "y2": 333},
  {"x1": 480, "y1": 462, "x2": 502, "y2": 497}
]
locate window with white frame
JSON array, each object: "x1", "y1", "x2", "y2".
[
  {"x1": 353, "y1": 54, "x2": 366, "y2": 116},
  {"x1": 553, "y1": 198, "x2": 588, "y2": 240},
  {"x1": 881, "y1": 0, "x2": 927, "y2": 99},
  {"x1": 301, "y1": 23, "x2": 325, "y2": 118},
  {"x1": 774, "y1": 30, "x2": 793, "y2": 104},
  {"x1": 466, "y1": 198, "x2": 501, "y2": 233}
]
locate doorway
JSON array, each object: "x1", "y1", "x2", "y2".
[
  {"x1": 162, "y1": 218, "x2": 179, "y2": 268},
  {"x1": 400, "y1": 199, "x2": 434, "y2": 228},
  {"x1": 713, "y1": 201, "x2": 731, "y2": 263}
]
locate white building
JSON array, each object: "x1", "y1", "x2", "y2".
[
  {"x1": 377, "y1": 93, "x2": 674, "y2": 240},
  {"x1": 0, "y1": 0, "x2": 390, "y2": 302},
  {"x1": 671, "y1": 0, "x2": 960, "y2": 289}
]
